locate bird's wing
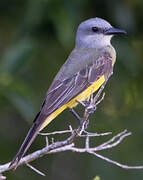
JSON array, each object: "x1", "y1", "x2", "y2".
[{"x1": 41, "y1": 52, "x2": 113, "y2": 116}]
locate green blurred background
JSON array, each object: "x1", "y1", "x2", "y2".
[{"x1": 0, "y1": 0, "x2": 143, "y2": 179}]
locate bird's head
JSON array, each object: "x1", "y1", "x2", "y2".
[{"x1": 76, "y1": 17, "x2": 126, "y2": 48}]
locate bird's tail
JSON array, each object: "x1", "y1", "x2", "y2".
[{"x1": 9, "y1": 114, "x2": 44, "y2": 168}]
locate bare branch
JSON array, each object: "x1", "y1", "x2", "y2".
[
  {"x1": 0, "y1": 174, "x2": 6, "y2": 180},
  {"x1": 0, "y1": 82, "x2": 143, "y2": 178},
  {"x1": 45, "y1": 136, "x2": 49, "y2": 147},
  {"x1": 85, "y1": 136, "x2": 89, "y2": 149},
  {"x1": 95, "y1": 130, "x2": 132, "y2": 151},
  {"x1": 26, "y1": 163, "x2": 46, "y2": 176},
  {"x1": 39, "y1": 129, "x2": 72, "y2": 136},
  {"x1": 79, "y1": 131, "x2": 112, "y2": 137},
  {"x1": 39, "y1": 125, "x2": 73, "y2": 136},
  {"x1": 89, "y1": 152, "x2": 143, "y2": 170}
]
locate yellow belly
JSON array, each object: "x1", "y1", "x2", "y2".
[{"x1": 40, "y1": 75, "x2": 105, "y2": 131}]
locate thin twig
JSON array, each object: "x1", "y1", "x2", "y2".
[
  {"x1": 96, "y1": 130, "x2": 131, "y2": 150},
  {"x1": 89, "y1": 152, "x2": 143, "y2": 169},
  {"x1": 26, "y1": 163, "x2": 46, "y2": 176},
  {"x1": 45, "y1": 136, "x2": 49, "y2": 147},
  {"x1": 96, "y1": 132, "x2": 132, "y2": 151},
  {"x1": 85, "y1": 136, "x2": 89, "y2": 149},
  {"x1": 80, "y1": 131, "x2": 112, "y2": 137},
  {"x1": 39, "y1": 129, "x2": 72, "y2": 136},
  {"x1": 0, "y1": 174, "x2": 6, "y2": 180},
  {"x1": 95, "y1": 92, "x2": 105, "y2": 106}
]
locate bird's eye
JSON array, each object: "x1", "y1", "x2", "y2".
[{"x1": 92, "y1": 27, "x2": 98, "y2": 32}]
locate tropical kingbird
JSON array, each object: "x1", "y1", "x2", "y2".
[{"x1": 10, "y1": 17, "x2": 126, "y2": 167}]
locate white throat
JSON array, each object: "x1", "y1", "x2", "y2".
[{"x1": 76, "y1": 34, "x2": 113, "y2": 49}]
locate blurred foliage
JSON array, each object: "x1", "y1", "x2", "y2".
[
  {"x1": 93, "y1": 176, "x2": 100, "y2": 180},
  {"x1": 0, "y1": 0, "x2": 143, "y2": 180}
]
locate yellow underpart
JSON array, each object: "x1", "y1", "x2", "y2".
[{"x1": 40, "y1": 75, "x2": 105, "y2": 131}]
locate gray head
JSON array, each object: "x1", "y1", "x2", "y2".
[{"x1": 75, "y1": 17, "x2": 126, "y2": 48}]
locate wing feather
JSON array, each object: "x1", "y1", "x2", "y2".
[{"x1": 40, "y1": 54, "x2": 112, "y2": 116}]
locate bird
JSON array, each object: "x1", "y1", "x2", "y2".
[{"x1": 10, "y1": 17, "x2": 126, "y2": 167}]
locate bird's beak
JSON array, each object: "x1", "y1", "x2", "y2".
[{"x1": 104, "y1": 27, "x2": 127, "y2": 35}]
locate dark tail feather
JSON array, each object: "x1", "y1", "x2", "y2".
[{"x1": 9, "y1": 120, "x2": 42, "y2": 168}]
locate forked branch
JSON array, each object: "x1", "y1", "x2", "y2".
[{"x1": 0, "y1": 83, "x2": 143, "y2": 178}]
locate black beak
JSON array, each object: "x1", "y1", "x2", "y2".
[{"x1": 104, "y1": 27, "x2": 127, "y2": 35}]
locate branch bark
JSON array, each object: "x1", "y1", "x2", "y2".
[{"x1": 1, "y1": 84, "x2": 143, "y2": 178}]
